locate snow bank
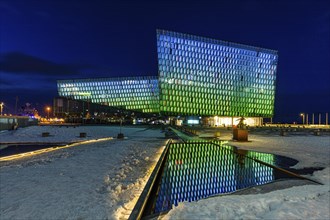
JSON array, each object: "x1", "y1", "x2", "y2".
[
  {"x1": 164, "y1": 183, "x2": 329, "y2": 220},
  {"x1": 0, "y1": 125, "x2": 167, "y2": 220}
]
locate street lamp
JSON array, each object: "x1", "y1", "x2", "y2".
[
  {"x1": 300, "y1": 113, "x2": 305, "y2": 125},
  {"x1": 0, "y1": 102, "x2": 4, "y2": 116},
  {"x1": 46, "y1": 107, "x2": 51, "y2": 120}
]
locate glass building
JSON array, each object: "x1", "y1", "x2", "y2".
[
  {"x1": 57, "y1": 76, "x2": 159, "y2": 113},
  {"x1": 57, "y1": 30, "x2": 278, "y2": 121},
  {"x1": 157, "y1": 30, "x2": 278, "y2": 118}
]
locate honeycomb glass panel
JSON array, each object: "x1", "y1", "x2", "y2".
[
  {"x1": 157, "y1": 30, "x2": 278, "y2": 117},
  {"x1": 57, "y1": 76, "x2": 159, "y2": 113}
]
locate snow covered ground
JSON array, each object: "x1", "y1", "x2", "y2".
[
  {"x1": 0, "y1": 126, "x2": 329, "y2": 220},
  {"x1": 0, "y1": 125, "x2": 125, "y2": 144},
  {"x1": 0, "y1": 125, "x2": 167, "y2": 220},
  {"x1": 164, "y1": 130, "x2": 330, "y2": 220}
]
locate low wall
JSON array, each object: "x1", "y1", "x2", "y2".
[{"x1": 0, "y1": 116, "x2": 38, "y2": 131}]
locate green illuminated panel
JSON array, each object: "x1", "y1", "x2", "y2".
[
  {"x1": 157, "y1": 30, "x2": 278, "y2": 117},
  {"x1": 247, "y1": 151, "x2": 275, "y2": 165},
  {"x1": 57, "y1": 76, "x2": 159, "y2": 113}
]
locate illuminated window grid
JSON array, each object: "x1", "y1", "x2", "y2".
[
  {"x1": 57, "y1": 76, "x2": 159, "y2": 113},
  {"x1": 157, "y1": 29, "x2": 278, "y2": 117}
]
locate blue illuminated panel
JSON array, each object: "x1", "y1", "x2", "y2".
[{"x1": 157, "y1": 29, "x2": 278, "y2": 117}]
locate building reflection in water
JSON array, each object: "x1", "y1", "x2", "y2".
[{"x1": 155, "y1": 141, "x2": 275, "y2": 213}]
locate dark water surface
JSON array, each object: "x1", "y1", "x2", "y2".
[
  {"x1": 153, "y1": 141, "x2": 302, "y2": 213},
  {"x1": 0, "y1": 143, "x2": 66, "y2": 157}
]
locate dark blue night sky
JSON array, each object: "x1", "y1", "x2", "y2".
[{"x1": 0, "y1": 0, "x2": 329, "y2": 123}]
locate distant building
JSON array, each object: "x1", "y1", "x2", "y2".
[
  {"x1": 53, "y1": 96, "x2": 157, "y2": 124},
  {"x1": 57, "y1": 30, "x2": 278, "y2": 126}
]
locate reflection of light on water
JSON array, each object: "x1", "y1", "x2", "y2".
[
  {"x1": 154, "y1": 141, "x2": 275, "y2": 213},
  {"x1": 114, "y1": 143, "x2": 166, "y2": 219},
  {"x1": 0, "y1": 137, "x2": 113, "y2": 162},
  {"x1": 247, "y1": 151, "x2": 275, "y2": 164},
  {"x1": 0, "y1": 144, "x2": 9, "y2": 150}
]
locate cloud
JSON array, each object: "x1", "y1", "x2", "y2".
[
  {"x1": 0, "y1": 73, "x2": 15, "y2": 87},
  {"x1": 0, "y1": 71, "x2": 56, "y2": 90},
  {"x1": 0, "y1": 52, "x2": 91, "y2": 76}
]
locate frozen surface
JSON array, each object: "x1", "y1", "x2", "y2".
[
  {"x1": 165, "y1": 130, "x2": 330, "y2": 220},
  {"x1": 0, "y1": 125, "x2": 167, "y2": 220}
]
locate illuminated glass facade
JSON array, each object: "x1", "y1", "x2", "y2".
[
  {"x1": 57, "y1": 30, "x2": 278, "y2": 118},
  {"x1": 157, "y1": 30, "x2": 278, "y2": 117},
  {"x1": 57, "y1": 76, "x2": 159, "y2": 113}
]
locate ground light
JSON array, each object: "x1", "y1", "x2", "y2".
[{"x1": 0, "y1": 137, "x2": 113, "y2": 162}]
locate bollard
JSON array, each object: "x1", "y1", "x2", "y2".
[
  {"x1": 80, "y1": 132, "x2": 87, "y2": 138},
  {"x1": 280, "y1": 130, "x2": 287, "y2": 136},
  {"x1": 117, "y1": 133, "x2": 124, "y2": 139},
  {"x1": 42, "y1": 132, "x2": 50, "y2": 137}
]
